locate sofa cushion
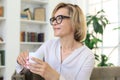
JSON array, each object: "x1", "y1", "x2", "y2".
[{"x1": 90, "y1": 67, "x2": 120, "y2": 80}]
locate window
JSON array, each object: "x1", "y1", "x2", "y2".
[{"x1": 86, "y1": 0, "x2": 120, "y2": 66}]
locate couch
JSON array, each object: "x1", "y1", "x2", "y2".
[
  {"x1": 12, "y1": 67, "x2": 120, "y2": 80},
  {"x1": 90, "y1": 67, "x2": 120, "y2": 80}
]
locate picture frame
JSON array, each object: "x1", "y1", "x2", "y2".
[{"x1": 34, "y1": 7, "x2": 46, "y2": 21}]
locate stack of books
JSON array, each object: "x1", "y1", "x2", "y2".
[{"x1": 20, "y1": 31, "x2": 44, "y2": 42}]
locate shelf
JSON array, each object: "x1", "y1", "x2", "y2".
[
  {"x1": 20, "y1": 42, "x2": 43, "y2": 45},
  {"x1": 0, "y1": 42, "x2": 5, "y2": 45},
  {"x1": 0, "y1": 17, "x2": 5, "y2": 21},
  {"x1": 0, "y1": 66, "x2": 6, "y2": 69},
  {"x1": 21, "y1": 19, "x2": 48, "y2": 25},
  {"x1": 22, "y1": 0, "x2": 48, "y2": 5}
]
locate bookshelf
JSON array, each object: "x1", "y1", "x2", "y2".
[
  {"x1": 0, "y1": 17, "x2": 5, "y2": 21},
  {"x1": 0, "y1": 66, "x2": 5, "y2": 69},
  {"x1": 20, "y1": 42, "x2": 43, "y2": 45},
  {"x1": 0, "y1": 0, "x2": 6, "y2": 79},
  {"x1": 22, "y1": 0, "x2": 48, "y2": 5},
  {"x1": 20, "y1": 0, "x2": 49, "y2": 52},
  {"x1": 0, "y1": 0, "x2": 51, "y2": 79},
  {"x1": 0, "y1": 42, "x2": 5, "y2": 45},
  {"x1": 21, "y1": 19, "x2": 48, "y2": 25}
]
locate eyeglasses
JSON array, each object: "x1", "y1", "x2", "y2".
[{"x1": 50, "y1": 15, "x2": 70, "y2": 25}]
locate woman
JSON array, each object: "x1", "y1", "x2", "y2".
[{"x1": 16, "y1": 2, "x2": 95, "y2": 80}]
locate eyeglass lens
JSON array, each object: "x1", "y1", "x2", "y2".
[{"x1": 50, "y1": 15, "x2": 70, "y2": 25}]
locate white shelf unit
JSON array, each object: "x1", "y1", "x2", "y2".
[
  {"x1": 20, "y1": 0, "x2": 49, "y2": 52},
  {"x1": 0, "y1": 42, "x2": 5, "y2": 44},
  {"x1": 0, "y1": 66, "x2": 6, "y2": 69},
  {"x1": 0, "y1": 0, "x2": 6, "y2": 79},
  {"x1": 20, "y1": 42, "x2": 43, "y2": 45},
  {"x1": 0, "y1": 17, "x2": 5, "y2": 21},
  {"x1": 21, "y1": 19, "x2": 48, "y2": 25},
  {"x1": 22, "y1": 0, "x2": 48, "y2": 5},
  {"x1": 0, "y1": 0, "x2": 55, "y2": 79}
]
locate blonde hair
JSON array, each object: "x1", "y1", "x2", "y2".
[{"x1": 52, "y1": 2, "x2": 87, "y2": 42}]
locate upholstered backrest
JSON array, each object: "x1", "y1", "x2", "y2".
[{"x1": 90, "y1": 67, "x2": 120, "y2": 80}]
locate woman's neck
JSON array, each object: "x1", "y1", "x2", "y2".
[
  {"x1": 60, "y1": 37, "x2": 77, "y2": 51},
  {"x1": 59, "y1": 37, "x2": 83, "y2": 62}
]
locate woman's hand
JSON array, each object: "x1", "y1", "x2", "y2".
[
  {"x1": 28, "y1": 57, "x2": 60, "y2": 80},
  {"x1": 17, "y1": 51, "x2": 29, "y2": 68}
]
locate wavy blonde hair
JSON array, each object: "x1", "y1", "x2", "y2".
[{"x1": 51, "y1": 2, "x2": 87, "y2": 42}]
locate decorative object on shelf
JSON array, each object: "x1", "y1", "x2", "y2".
[
  {"x1": 21, "y1": 11, "x2": 28, "y2": 20},
  {"x1": 34, "y1": 7, "x2": 46, "y2": 21},
  {"x1": 24, "y1": 8, "x2": 32, "y2": 20},
  {"x1": 0, "y1": 37, "x2": 3, "y2": 42},
  {"x1": 0, "y1": 6, "x2": 3, "y2": 17},
  {"x1": 0, "y1": 50, "x2": 5, "y2": 65}
]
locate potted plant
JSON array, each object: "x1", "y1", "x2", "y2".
[{"x1": 85, "y1": 9, "x2": 113, "y2": 66}]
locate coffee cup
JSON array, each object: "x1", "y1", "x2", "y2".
[{"x1": 29, "y1": 52, "x2": 44, "y2": 63}]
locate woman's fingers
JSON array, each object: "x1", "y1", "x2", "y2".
[
  {"x1": 17, "y1": 51, "x2": 29, "y2": 66},
  {"x1": 28, "y1": 58, "x2": 59, "y2": 80},
  {"x1": 28, "y1": 58, "x2": 46, "y2": 76},
  {"x1": 29, "y1": 62, "x2": 44, "y2": 76},
  {"x1": 31, "y1": 57, "x2": 43, "y2": 64}
]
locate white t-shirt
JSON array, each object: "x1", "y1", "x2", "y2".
[{"x1": 16, "y1": 39, "x2": 95, "y2": 80}]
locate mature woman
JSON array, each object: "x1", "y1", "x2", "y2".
[{"x1": 16, "y1": 2, "x2": 95, "y2": 80}]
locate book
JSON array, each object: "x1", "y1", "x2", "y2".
[
  {"x1": 0, "y1": 50, "x2": 5, "y2": 65},
  {"x1": 38, "y1": 33, "x2": 44, "y2": 42},
  {"x1": 27, "y1": 32, "x2": 38, "y2": 42},
  {"x1": 27, "y1": 32, "x2": 30, "y2": 42},
  {"x1": 34, "y1": 7, "x2": 46, "y2": 21},
  {"x1": 0, "y1": 6, "x2": 3, "y2": 17},
  {"x1": 20, "y1": 31, "x2": 26, "y2": 42}
]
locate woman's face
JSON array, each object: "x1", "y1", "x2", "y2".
[{"x1": 52, "y1": 8, "x2": 74, "y2": 38}]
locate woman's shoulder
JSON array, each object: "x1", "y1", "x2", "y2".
[
  {"x1": 79, "y1": 45, "x2": 94, "y2": 57},
  {"x1": 36, "y1": 38, "x2": 60, "y2": 52},
  {"x1": 43, "y1": 38, "x2": 60, "y2": 46}
]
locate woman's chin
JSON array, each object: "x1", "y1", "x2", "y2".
[
  {"x1": 54, "y1": 34, "x2": 61, "y2": 37},
  {"x1": 54, "y1": 34, "x2": 59, "y2": 37}
]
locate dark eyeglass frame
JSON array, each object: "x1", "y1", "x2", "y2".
[{"x1": 50, "y1": 15, "x2": 70, "y2": 25}]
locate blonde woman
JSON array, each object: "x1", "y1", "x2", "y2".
[{"x1": 16, "y1": 2, "x2": 95, "y2": 80}]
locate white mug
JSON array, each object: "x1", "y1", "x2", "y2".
[{"x1": 29, "y1": 52, "x2": 44, "y2": 63}]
